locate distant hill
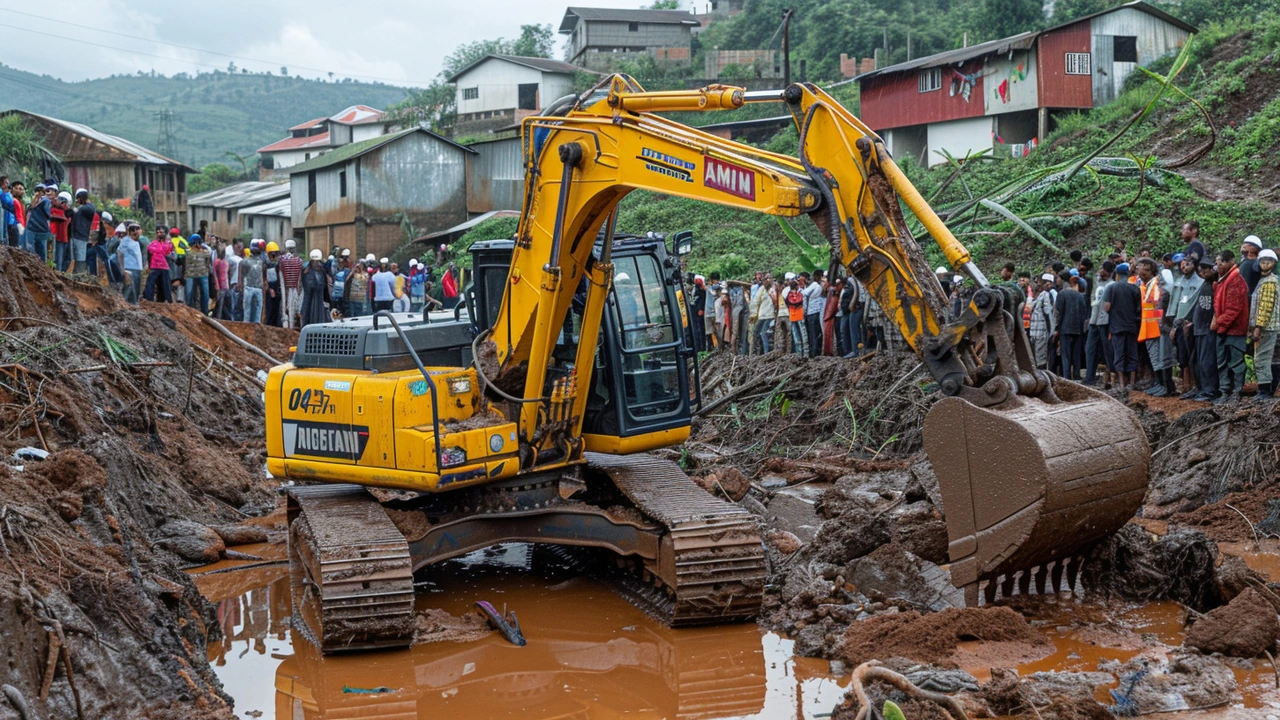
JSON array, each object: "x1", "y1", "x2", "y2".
[{"x1": 0, "y1": 65, "x2": 411, "y2": 168}]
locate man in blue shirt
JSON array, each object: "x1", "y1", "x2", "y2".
[
  {"x1": 116, "y1": 223, "x2": 145, "y2": 303},
  {"x1": 0, "y1": 176, "x2": 17, "y2": 248},
  {"x1": 24, "y1": 184, "x2": 52, "y2": 262},
  {"x1": 371, "y1": 258, "x2": 396, "y2": 313}
]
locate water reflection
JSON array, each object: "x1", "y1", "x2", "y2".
[{"x1": 196, "y1": 545, "x2": 848, "y2": 720}]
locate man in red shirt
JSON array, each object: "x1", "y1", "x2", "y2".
[
  {"x1": 277, "y1": 239, "x2": 305, "y2": 329},
  {"x1": 1212, "y1": 249, "x2": 1249, "y2": 402},
  {"x1": 50, "y1": 191, "x2": 71, "y2": 271}
]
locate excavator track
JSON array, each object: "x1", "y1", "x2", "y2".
[
  {"x1": 286, "y1": 484, "x2": 416, "y2": 653},
  {"x1": 585, "y1": 452, "x2": 766, "y2": 625}
]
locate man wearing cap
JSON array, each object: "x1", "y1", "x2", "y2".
[
  {"x1": 1136, "y1": 257, "x2": 1174, "y2": 397},
  {"x1": 87, "y1": 210, "x2": 113, "y2": 283},
  {"x1": 50, "y1": 191, "x2": 71, "y2": 271},
  {"x1": 1166, "y1": 253, "x2": 1203, "y2": 398},
  {"x1": 1240, "y1": 236, "x2": 1264, "y2": 295},
  {"x1": 24, "y1": 183, "x2": 51, "y2": 262},
  {"x1": 1213, "y1": 250, "x2": 1249, "y2": 402},
  {"x1": 117, "y1": 223, "x2": 144, "y2": 304},
  {"x1": 1084, "y1": 261, "x2": 1115, "y2": 387},
  {"x1": 1103, "y1": 263, "x2": 1142, "y2": 390},
  {"x1": 242, "y1": 241, "x2": 266, "y2": 323},
  {"x1": 372, "y1": 258, "x2": 396, "y2": 313},
  {"x1": 332, "y1": 253, "x2": 351, "y2": 317},
  {"x1": 184, "y1": 235, "x2": 212, "y2": 314},
  {"x1": 278, "y1": 239, "x2": 304, "y2": 329},
  {"x1": 168, "y1": 227, "x2": 189, "y2": 303},
  {"x1": 1191, "y1": 258, "x2": 1220, "y2": 401},
  {"x1": 1249, "y1": 249, "x2": 1279, "y2": 402}
]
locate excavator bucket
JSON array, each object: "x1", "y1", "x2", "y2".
[{"x1": 924, "y1": 380, "x2": 1149, "y2": 605}]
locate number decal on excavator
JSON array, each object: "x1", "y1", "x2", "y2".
[
  {"x1": 288, "y1": 388, "x2": 336, "y2": 415},
  {"x1": 639, "y1": 148, "x2": 695, "y2": 183}
]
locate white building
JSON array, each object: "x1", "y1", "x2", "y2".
[
  {"x1": 258, "y1": 105, "x2": 389, "y2": 176},
  {"x1": 447, "y1": 55, "x2": 585, "y2": 135}
]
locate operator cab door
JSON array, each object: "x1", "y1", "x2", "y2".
[{"x1": 584, "y1": 250, "x2": 692, "y2": 443}]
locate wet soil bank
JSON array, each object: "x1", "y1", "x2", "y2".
[{"x1": 0, "y1": 248, "x2": 293, "y2": 719}]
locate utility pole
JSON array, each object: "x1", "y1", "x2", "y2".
[
  {"x1": 154, "y1": 109, "x2": 178, "y2": 160},
  {"x1": 782, "y1": 8, "x2": 793, "y2": 86},
  {"x1": 907, "y1": 30, "x2": 912, "y2": 61}
]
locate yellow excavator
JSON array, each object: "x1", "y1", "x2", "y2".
[{"x1": 266, "y1": 75, "x2": 1150, "y2": 653}]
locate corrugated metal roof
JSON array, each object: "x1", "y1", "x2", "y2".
[
  {"x1": 416, "y1": 210, "x2": 520, "y2": 243},
  {"x1": 329, "y1": 105, "x2": 385, "y2": 126},
  {"x1": 0, "y1": 109, "x2": 194, "y2": 170},
  {"x1": 288, "y1": 117, "x2": 327, "y2": 132},
  {"x1": 856, "y1": 1, "x2": 1195, "y2": 80},
  {"x1": 188, "y1": 180, "x2": 291, "y2": 209},
  {"x1": 560, "y1": 6, "x2": 699, "y2": 32},
  {"x1": 258, "y1": 132, "x2": 332, "y2": 154},
  {"x1": 237, "y1": 196, "x2": 291, "y2": 218},
  {"x1": 446, "y1": 54, "x2": 589, "y2": 83},
  {"x1": 286, "y1": 126, "x2": 475, "y2": 175}
]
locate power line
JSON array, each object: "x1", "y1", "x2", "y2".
[{"x1": 0, "y1": 11, "x2": 431, "y2": 87}]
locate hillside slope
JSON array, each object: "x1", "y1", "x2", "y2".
[{"x1": 0, "y1": 65, "x2": 410, "y2": 167}]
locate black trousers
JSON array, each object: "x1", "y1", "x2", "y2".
[
  {"x1": 1195, "y1": 332, "x2": 1219, "y2": 396},
  {"x1": 804, "y1": 313, "x2": 822, "y2": 357},
  {"x1": 143, "y1": 269, "x2": 171, "y2": 302},
  {"x1": 1060, "y1": 333, "x2": 1084, "y2": 380}
]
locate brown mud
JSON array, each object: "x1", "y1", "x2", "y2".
[{"x1": 0, "y1": 247, "x2": 294, "y2": 719}]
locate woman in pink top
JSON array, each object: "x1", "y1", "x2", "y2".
[
  {"x1": 213, "y1": 246, "x2": 230, "y2": 319},
  {"x1": 144, "y1": 234, "x2": 174, "y2": 302}
]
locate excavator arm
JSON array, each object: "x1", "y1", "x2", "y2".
[{"x1": 482, "y1": 75, "x2": 1150, "y2": 604}]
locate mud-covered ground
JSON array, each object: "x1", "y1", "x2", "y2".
[
  {"x1": 0, "y1": 248, "x2": 293, "y2": 720},
  {"x1": 688, "y1": 349, "x2": 1280, "y2": 719}
]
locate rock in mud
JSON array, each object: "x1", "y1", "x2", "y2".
[
  {"x1": 847, "y1": 544, "x2": 964, "y2": 613},
  {"x1": 693, "y1": 466, "x2": 750, "y2": 501},
  {"x1": 414, "y1": 608, "x2": 492, "y2": 644},
  {"x1": 212, "y1": 524, "x2": 269, "y2": 546},
  {"x1": 1185, "y1": 587, "x2": 1280, "y2": 657},
  {"x1": 1103, "y1": 651, "x2": 1237, "y2": 713},
  {"x1": 155, "y1": 520, "x2": 226, "y2": 563},
  {"x1": 983, "y1": 669, "x2": 1115, "y2": 720},
  {"x1": 766, "y1": 528, "x2": 803, "y2": 554}
]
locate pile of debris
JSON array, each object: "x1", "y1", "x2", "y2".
[{"x1": 0, "y1": 248, "x2": 293, "y2": 719}]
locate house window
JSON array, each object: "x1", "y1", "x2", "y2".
[
  {"x1": 226, "y1": 209, "x2": 232, "y2": 223},
  {"x1": 304, "y1": 153, "x2": 311, "y2": 161},
  {"x1": 307, "y1": 172, "x2": 317, "y2": 206},
  {"x1": 247, "y1": 216, "x2": 254, "y2": 229},
  {"x1": 628, "y1": 22, "x2": 639, "y2": 31},
  {"x1": 917, "y1": 68, "x2": 941, "y2": 93},
  {"x1": 1113, "y1": 36, "x2": 1137, "y2": 63},
  {"x1": 1065, "y1": 52, "x2": 1091, "y2": 75},
  {"x1": 339, "y1": 170, "x2": 347, "y2": 198},
  {"x1": 463, "y1": 87, "x2": 479, "y2": 100}
]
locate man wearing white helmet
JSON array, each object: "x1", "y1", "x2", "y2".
[
  {"x1": 301, "y1": 248, "x2": 331, "y2": 327},
  {"x1": 371, "y1": 257, "x2": 396, "y2": 313},
  {"x1": 1250, "y1": 248, "x2": 1279, "y2": 402},
  {"x1": 1240, "y1": 235, "x2": 1264, "y2": 295},
  {"x1": 278, "y1": 239, "x2": 304, "y2": 329}
]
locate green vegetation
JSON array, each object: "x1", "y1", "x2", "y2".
[
  {"x1": 0, "y1": 66, "x2": 409, "y2": 167},
  {"x1": 0, "y1": 113, "x2": 56, "y2": 178}
]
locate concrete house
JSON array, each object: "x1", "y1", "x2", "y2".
[
  {"x1": 237, "y1": 197, "x2": 292, "y2": 245},
  {"x1": 0, "y1": 110, "x2": 194, "y2": 230},
  {"x1": 447, "y1": 55, "x2": 583, "y2": 135},
  {"x1": 188, "y1": 180, "x2": 291, "y2": 240},
  {"x1": 856, "y1": 1, "x2": 1194, "y2": 167},
  {"x1": 258, "y1": 105, "x2": 388, "y2": 176},
  {"x1": 287, "y1": 127, "x2": 474, "y2": 258},
  {"x1": 560, "y1": 7, "x2": 699, "y2": 72}
]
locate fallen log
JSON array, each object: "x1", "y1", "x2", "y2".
[{"x1": 197, "y1": 315, "x2": 282, "y2": 367}]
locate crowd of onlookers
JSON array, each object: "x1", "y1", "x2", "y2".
[
  {"x1": 689, "y1": 220, "x2": 1280, "y2": 404},
  {"x1": 0, "y1": 175, "x2": 463, "y2": 330}
]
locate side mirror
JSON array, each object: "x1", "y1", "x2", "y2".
[{"x1": 672, "y1": 230, "x2": 693, "y2": 257}]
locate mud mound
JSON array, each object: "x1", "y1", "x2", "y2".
[
  {"x1": 0, "y1": 248, "x2": 285, "y2": 719},
  {"x1": 1138, "y1": 401, "x2": 1278, "y2": 521},
  {"x1": 1185, "y1": 587, "x2": 1280, "y2": 658},
  {"x1": 695, "y1": 351, "x2": 932, "y2": 456},
  {"x1": 836, "y1": 606, "x2": 1048, "y2": 668},
  {"x1": 1083, "y1": 524, "x2": 1228, "y2": 611}
]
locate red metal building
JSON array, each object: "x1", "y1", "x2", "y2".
[{"x1": 855, "y1": 1, "x2": 1194, "y2": 167}]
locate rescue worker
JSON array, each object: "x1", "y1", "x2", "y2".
[
  {"x1": 1250, "y1": 248, "x2": 1279, "y2": 402},
  {"x1": 278, "y1": 239, "x2": 304, "y2": 329},
  {"x1": 1136, "y1": 257, "x2": 1172, "y2": 396},
  {"x1": 242, "y1": 240, "x2": 266, "y2": 324},
  {"x1": 300, "y1": 248, "x2": 330, "y2": 327},
  {"x1": 263, "y1": 241, "x2": 283, "y2": 326}
]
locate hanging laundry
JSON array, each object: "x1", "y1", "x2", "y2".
[
  {"x1": 997, "y1": 79, "x2": 1010, "y2": 103},
  {"x1": 950, "y1": 79, "x2": 958, "y2": 97},
  {"x1": 961, "y1": 80, "x2": 972, "y2": 103}
]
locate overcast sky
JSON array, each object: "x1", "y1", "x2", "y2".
[{"x1": 0, "y1": 0, "x2": 682, "y2": 86}]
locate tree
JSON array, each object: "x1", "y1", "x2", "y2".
[
  {"x1": 511, "y1": 24, "x2": 555, "y2": 59},
  {"x1": 649, "y1": 0, "x2": 680, "y2": 8},
  {"x1": 385, "y1": 81, "x2": 456, "y2": 134},
  {"x1": 442, "y1": 39, "x2": 516, "y2": 78},
  {"x1": 187, "y1": 162, "x2": 240, "y2": 195},
  {"x1": 983, "y1": 0, "x2": 1044, "y2": 39}
]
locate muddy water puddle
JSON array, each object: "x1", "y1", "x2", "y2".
[
  {"x1": 195, "y1": 543, "x2": 1280, "y2": 719},
  {"x1": 194, "y1": 544, "x2": 850, "y2": 719}
]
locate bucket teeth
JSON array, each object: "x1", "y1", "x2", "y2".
[
  {"x1": 1034, "y1": 565, "x2": 1049, "y2": 595},
  {"x1": 1065, "y1": 556, "x2": 1080, "y2": 592},
  {"x1": 1017, "y1": 569, "x2": 1032, "y2": 596}
]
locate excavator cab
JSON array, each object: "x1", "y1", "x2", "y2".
[{"x1": 468, "y1": 234, "x2": 697, "y2": 450}]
